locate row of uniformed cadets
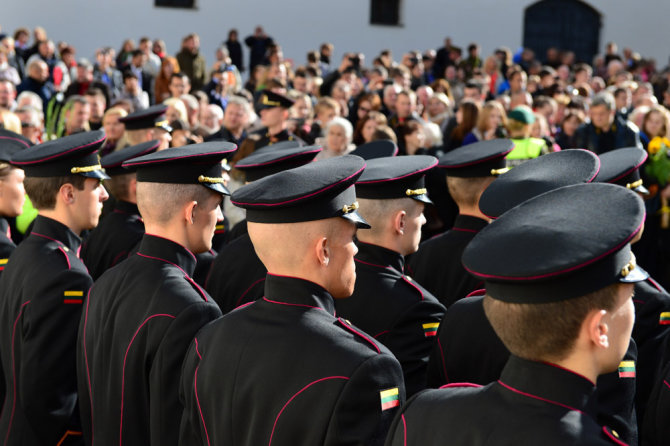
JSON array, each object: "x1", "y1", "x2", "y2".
[{"x1": 0, "y1": 90, "x2": 670, "y2": 445}]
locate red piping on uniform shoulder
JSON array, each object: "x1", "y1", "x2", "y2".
[
  {"x1": 83, "y1": 288, "x2": 95, "y2": 444},
  {"x1": 497, "y1": 380, "x2": 584, "y2": 414},
  {"x1": 119, "y1": 314, "x2": 176, "y2": 445},
  {"x1": 337, "y1": 318, "x2": 381, "y2": 354},
  {"x1": 268, "y1": 376, "x2": 349, "y2": 446},
  {"x1": 439, "y1": 382, "x2": 482, "y2": 389},
  {"x1": 401, "y1": 276, "x2": 424, "y2": 301},
  {"x1": 136, "y1": 252, "x2": 209, "y2": 302},
  {"x1": 262, "y1": 297, "x2": 324, "y2": 311},
  {"x1": 451, "y1": 227, "x2": 478, "y2": 233},
  {"x1": 236, "y1": 278, "x2": 266, "y2": 307},
  {"x1": 437, "y1": 337, "x2": 449, "y2": 383},
  {"x1": 402, "y1": 414, "x2": 407, "y2": 446}
]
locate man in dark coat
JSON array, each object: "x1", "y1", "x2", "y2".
[
  {"x1": 206, "y1": 144, "x2": 321, "y2": 313},
  {"x1": 180, "y1": 155, "x2": 405, "y2": 445},
  {"x1": 0, "y1": 130, "x2": 109, "y2": 445},
  {"x1": 80, "y1": 140, "x2": 160, "y2": 280},
  {"x1": 77, "y1": 142, "x2": 235, "y2": 445},
  {"x1": 408, "y1": 140, "x2": 513, "y2": 308},
  {"x1": 335, "y1": 156, "x2": 445, "y2": 397},
  {"x1": 386, "y1": 182, "x2": 646, "y2": 445},
  {"x1": 244, "y1": 26, "x2": 273, "y2": 72}
]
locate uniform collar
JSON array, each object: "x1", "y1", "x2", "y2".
[
  {"x1": 114, "y1": 200, "x2": 140, "y2": 216},
  {"x1": 452, "y1": 214, "x2": 489, "y2": 232},
  {"x1": 137, "y1": 234, "x2": 197, "y2": 277},
  {"x1": 498, "y1": 355, "x2": 598, "y2": 418},
  {"x1": 264, "y1": 273, "x2": 336, "y2": 315},
  {"x1": 31, "y1": 215, "x2": 82, "y2": 252},
  {"x1": 0, "y1": 218, "x2": 10, "y2": 239},
  {"x1": 355, "y1": 240, "x2": 404, "y2": 274}
]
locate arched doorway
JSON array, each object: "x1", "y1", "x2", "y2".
[{"x1": 523, "y1": 0, "x2": 601, "y2": 63}]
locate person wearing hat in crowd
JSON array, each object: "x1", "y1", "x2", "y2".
[
  {"x1": 76, "y1": 142, "x2": 236, "y2": 445},
  {"x1": 0, "y1": 130, "x2": 109, "y2": 445},
  {"x1": 425, "y1": 150, "x2": 640, "y2": 444},
  {"x1": 386, "y1": 182, "x2": 646, "y2": 445},
  {"x1": 334, "y1": 155, "x2": 445, "y2": 397},
  {"x1": 595, "y1": 147, "x2": 670, "y2": 430},
  {"x1": 0, "y1": 129, "x2": 30, "y2": 250},
  {"x1": 505, "y1": 105, "x2": 550, "y2": 167},
  {"x1": 407, "y1": 139, "x2": 513, "y2": 309},
  {"x1": 179, "y1": 155, "x2": 405, "y2": 445},
  {"x1": 242, "y1": 89, "x2": 301, "y2": 152},
  {"x1": 80, "y1": 140, "x2": 160, "y2": 280},
  {"x1": 205, "y1": 144, "x2": 323, "y2": 314},
  {"x1": 348, "y1": 139, "x2": 399, "y2": 160},
  {"x1": 118, "y1": 103, "x2": 172, "y2": 151}
]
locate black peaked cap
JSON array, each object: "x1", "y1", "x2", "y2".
[
  {"x1": 256, "y1": 90, "x2": 295, "y2": 110},
  {"x1": 463, "y1": 183, "x2": 647, "y2": 303},
  {"x1": 236, "y1": 145, "x2": 322, "y2": 182},
  {"x1": 119, "y1": 104, "x2": 172, "y2": 132},
  {"x1": 231, "y1": 155, "x2": 369, "y2": 228},
  {"x1": 101, "y1": 140, "x2": 161, "y2": 176},
  {"x1": 356, "y1": 155, "x2": 437, "y2": 203},
  {"x1": 12, "y1": 130, "x2": 109, "y2": 179},
  {"x1": 0, "y1": 129, "x2": 33, "y2": 149},
  {"x1": 479, "y1": 149, "x2": 600, "y2": 219},
  {"x1": 439, "y1": 139, "x2": 514, "y2": 177},
  {"x1": 595, "y1": 147, "x2": 649, "y2": 195},
  {"x1": 0, "y1": 130, "x2": 31, "y2": 163},
  {"x1": 123, "y1": 141, "x2": 237, "y2": 195},
  {"x1": 350, "y1": 140, "x2": 399, "y2": 160}
]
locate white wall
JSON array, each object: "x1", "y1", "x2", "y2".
[{"x1": 3, "y1": 0, "x2": 669, "y2": 73}]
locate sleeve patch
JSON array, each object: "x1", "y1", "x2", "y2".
[
  {"x1": 380, "y1": 387, "x2": 400, "y2": 411},
  {"x1": 660, "y1": 312, "x2": 670, "y2": 325},
  {"x1": 64, "y1": 290, "x2": 84, "y2": 304},
  {"x1": 618, "y1": 361, "x2": 635, "y2": 378},
  {"x1": 422, "y1": 322, "x2": 439, "y2": 337}
]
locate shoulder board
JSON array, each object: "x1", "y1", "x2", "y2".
[
  {"x1": 602, "y1": 426, "x2": 627, "y2": 445},
  {"x1": 336, "y1": 317, "x2": 381, "y2": 354}
]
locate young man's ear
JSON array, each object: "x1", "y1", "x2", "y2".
[
  {"x1": 59, "y1": 183, "x2": 76, "y2": 204},
  {"x1": 393, "y1": 209, "x2": 407, "y2": 235},
  {"x1": 315, "y1": 236, "x2": 329, "y2": 267},
  {"x1": 585, "y1": 309, "x2": 609, "y2": 349},
  {"x1": 184, "y1": 200, "x2": 198, "y2": 224}
]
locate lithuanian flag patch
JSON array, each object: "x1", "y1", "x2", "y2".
[
  {"x1": 380, "y1": 387, "x2": 400, "y2": 411},
  {"x1": 660, "y1": 312, "x2": 670, "y2": 325},
  {"x1": 422, "y1": 322, "x2": 439, "y2": 337},
  {"x1": 618, "y1": 361, "x2": 635, "y2": 378},
  {"x1": 63, "y1": 290, "x2": 84, "y2": 304}
]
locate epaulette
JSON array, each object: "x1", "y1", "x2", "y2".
[{"x1": 337, "y1": 317, "x2": 381, "y2": 354}]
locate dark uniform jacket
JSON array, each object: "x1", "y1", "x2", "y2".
[
  {"x1": 246, "y1": 128, "x2": 301, "y2": 152},
  {"x1": 0, "y1": 218, "x2": 17, "y2": 409},
  {"x1": 205, "y1": 233, "x2": 266, "y2": 314},
  {"x1": 179, "y1": 274, "x2": 406, "y2": 446},
  {"x1": 407, "y1": 214, "x2": 487, "y2": 307},
  {"x1": 80, "y1": 200, "x2": 144, "y2": 280},
  {"x1": 77, "y1": 234, "x2": 222, "y2": 446},
  {"x1": 0, "y1": 216, "x2": 90, "y2": 445},
  {"x1": 426, "y1": 295, "x2": 639, "y2": 445},
  {"x1": 335, "y1": 242, "x2": 445, "y2": 397},
  {"x1": 573, "y1": 116, "x2": 642, "y2": 155},
  {"x1": 386, "y1": 355, "x2": 627, "y2": 446}
]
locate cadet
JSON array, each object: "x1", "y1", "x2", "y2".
[
  {"x1": 239, "y1": 89, "x2": 301, "y2": 153},
  {"x1": 335, "y1": 155, "x2": 445, "y2": 397},
  {"x1": 0, "y1": 130, "x2": 29, "y2": 269},
  {"x1": 386, "y1": 183, "x2": 646, "y2": 445},
  {"x1": 0, "y1": 130, "x2": 109, "y2": 445},
  {"x1": 179, "y1": 155, "x2": 405, "y2": 445},
  {"x1": 206, "y1": 144, "x2": 323, "y2": 313},
  {"x1": 426, "y1": 150, "x2": 639, "y2": 443},
  {"x1": 80, "y1": 140, "x2": 160, "y2": 279},
  {"x1": 118, "y1": 104, "x2": 172, "y2": 151},
  {"x1": 77, "y1": 142, "x2": 235, "y2": 445},
  {"x1": 408, "y1": 139, "x2": 513, "y2": 308}
]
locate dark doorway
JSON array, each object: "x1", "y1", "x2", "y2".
[{"x1": 523, "y1": 0, "x2": 601, "y2": 63}]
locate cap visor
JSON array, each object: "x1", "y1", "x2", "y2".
[
  {"x1": 342, "y1": 210, "x2": 370, "y2": 229},
  {"x1": 160, "y1": 123, "x2": 173, "y2": 133},
  {"x1": 413, "y1": 194, "x2": 433, "y2": 205},
  {"x1": 634, "y1": 185, "x2": 650, "y2": 195},
  {"x1": 204, "y1": 182, "x2": 231, "y2": 196},
  {"x1": 620, "y1": 265, "x2": 649, "y2": 283},
  {"x1": 82, "y1": 170, "x2": 110, "y2": 180}
]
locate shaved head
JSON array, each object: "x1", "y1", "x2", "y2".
[{"x1": 137, "y1": 182, "x2": 211, "y2": 224}]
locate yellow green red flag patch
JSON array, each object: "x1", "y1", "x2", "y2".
[
  {"x1": 380, "y1": 387, "x2": 400, "y2": 411},
  {"x1": 618, "y1": 361, "x2": 635, "y2": 378},
  {"x1": 660, "y1": 312, "x2": 670, "y2": 325},
  {"x1": 422, "y1": 322, "x2": 439, "y2": 337}
]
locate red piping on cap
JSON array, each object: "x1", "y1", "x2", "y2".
[
  {"x1": 438, "y1": 146, "x2": 514, "y2": 168},
  {"x1": 103, "y1": 142, "x2": 162, "y2": 168},
  {"x1": 464, "y1": 218, "x2": 644, "y2": 281},
  {"x1": 232, "y1": 165, "x2": 365, "y2": 207},
  {"x1": 0, "y1": 136, "x2": 30, "y2": 148},
  {"x1": 123, "y1": 148, "x2": 237, "y2": 166},
  {"x1": 356, "y1": 159, "x2": 438, "y2": 184},
  {"x1": 608, "y1": 151, "x2": 647, "y2": 184},
  {"x1": 12, "y1": 135, "x2": 106, "y2": 165},
  {"x1": 237, "y1": 148, "x2": 322, "y2": 168}
]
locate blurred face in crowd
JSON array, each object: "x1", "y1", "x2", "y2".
[
  {"x1": 0, "y1": 81, "x2": 15, "y2": 109},
  {"x1": 427, "y1": 97, "x2": 448, "y2": 117},
  {"x1": 67, "y1": 102, "x2": 91, "y2": 133},
  {"x1": 0, "y1": 168, "x2": 26, "y2": 217},
  {"x1": 395, "y1": 94, "x2": 413, "y2": 119},
  {"x1": 509, "y1": 72, "x2": 527, "y2": 93},
  {"x1": 291, "y1": 97, "x2": 311, "y2": 120},
  {"x1": 15, "y1": 109, "x2": 42, "y2": 143},
  {"x1": 31, "y1": 60, "x2": 50, "y2": 82},
  {"x1": 260, "y1": 106, "x2": 286, "y2": 129},
  {"x1": 151, "y1": 128, "x2": 172, "y2": 151},
  {"x1": 223, "y1": 102, "x2": 248, "y2": 132},
  {"x1": 87, "y1": 95, "x2": 105, "y2": 123},
  {"x1": 124, "y1": 76, "x2": 139, "y2": 94},
  {"x1": 169, "y1": 76, "x2": 190, "y2": 97},
  {"x1": 102, "y1": 113, "x2": 125, "y2": 142},
  {"x1": 165, "y1": 105, "x2": 182, "y2": 123},
  {"x1": 644, "y1": 110, "x2": 665, "y2": 138},
  {"x1": 405, "y1": 128, "x2": 426, "y2": 151},
  {"x1": 487, "y1": 108, "x2": 503, "y2": 131},
  {"x1": 590, "y1": 104, "x2": 614, "y2": 131},
  {"x1": 615, "y1": 90, "x2": 632, "y2": 111},
  {"x1": 317, "y1": 106, "x2": 336, "y2": 125},
  {"x1": 293, "y1": 76, "x2": 309, "y2": 93},
  {"x1": 463, "y1": 86, "x2": 482, "y2": 104},
  {"x1": 201, "y1": 106, "x2": 222, "y2": 131},
  {"x1": 562, "y1": 115, "x2": 581, "y2": 137},
  {"x1": 361, "y1": 118, "x2": 377, "y2": 143},
  {"x1": 326, "y1": 123, "x2": 348, "y2": 153},
  {"x1": 357, "y1": 100, "x2": 372, "y2": 120}
]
